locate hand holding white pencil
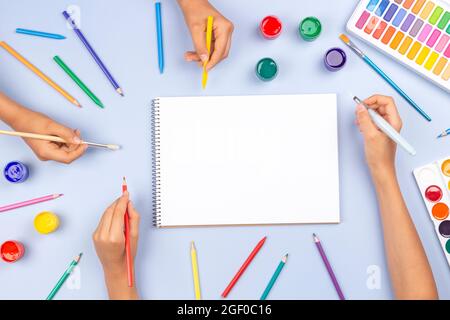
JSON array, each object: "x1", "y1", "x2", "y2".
[
  {"x1": 0, "y1": 129, "x2": 120, "y2": 150},
  {"x1": 354, "y1": 96, "x2": 416, "y2": 156}
]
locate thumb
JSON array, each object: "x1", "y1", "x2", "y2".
[
  {"x1": 190, "y1": 25, "x2": 209, "y2": 64},
  {"x1": 356, "y1": 104, "x2": 379, "y2": 139}
]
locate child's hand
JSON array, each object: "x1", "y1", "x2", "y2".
[
  {"x1": 12, "y1": 111, "x2": 87, "y2": 164},
  {"x1": 178, "y1": 0, "x2": 234, "y2": 71},
  {"x1": 356, "y1": 95, "x2": 403, "y2": 176},
  {"x1": 93, "y1": 192, "x2": 140, "y2": 299}
]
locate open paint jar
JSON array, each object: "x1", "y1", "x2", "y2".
[
  {"x1": 4, "y1": 161, "x2": 29, "y2": 183},
  {"x1": 324, "y1": 48, "x2": 347, "y2": 71},
  {"x1": 299, "y1": 17, "x2": 322, "y2": 41},
  {"x1": 256, "y1": 58, "x2": 278, "y2": 81},
  {"x1": 260, "y1": 16, "x2": 282, "y2": 39},
  {"x1": 34, "y1": 211, "x2": 60, "y2": 234},
  {"x1": 1, "y1": 240, "x2": 25, "y2": 263}
]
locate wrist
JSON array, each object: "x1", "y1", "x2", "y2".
[
  {"x1": 104, "y1": 265, "x2": 138, "y2": 300},
  {"x1": 370, "y1": 165, "x2": 398, "y2": 190}
]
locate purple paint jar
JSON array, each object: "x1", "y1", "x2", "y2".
[{"x1": 324, "y1": 48, "x2": 347, "y2": 71}]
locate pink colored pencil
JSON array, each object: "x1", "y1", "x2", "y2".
[{"x1": 0, "y1": 194, "x2": 63, "y2": 213}]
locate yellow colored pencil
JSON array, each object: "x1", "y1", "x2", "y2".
[
  {"x1": 0, "y1": 41, "x2": 81, "y2": 107},
  {"x1": 190, "y1": 241, "x2": 202, "y2": 300},
  {"x1": 202, "y1": 16, "x2": 214, "y2": 89}
]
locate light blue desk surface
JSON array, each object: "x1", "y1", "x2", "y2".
[{"x1": 0, "y1": 0, "x2": 449, "y2": 300}]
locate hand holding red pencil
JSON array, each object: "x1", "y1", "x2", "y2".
[{"x1": 93, "y1": 191, "x2": 140, "y2": 300}]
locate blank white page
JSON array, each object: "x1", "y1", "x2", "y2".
[{"x1": 155, "y1": 94, "x2": 340, "y2": 227}]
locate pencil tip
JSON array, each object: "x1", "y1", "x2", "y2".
[
  {"x1": 191, "y1": 241, "x2": 196, "y2": 250},
  {"x1": 122, "y1": 177, "x2": 127, "y2": 185},
  {"x1": 116, "y1": 88, "x2": 124, "y2": 96}
]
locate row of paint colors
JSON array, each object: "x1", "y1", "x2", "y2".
[
  {"x1": 3, "y1": 161, "x2": 29, "y2": 183},
  {"x1": 347, "y1": 0, "x2": 450, "y2": 92},
  {"x1": 414, "y1": 158, "x2": 450, "y2": 266},
  {"x1": 259, "y1": 16, "x2": 322, "y2": 41},
  {"x1": 0, "y1": 211, "x2": 59, "y2": 263}
]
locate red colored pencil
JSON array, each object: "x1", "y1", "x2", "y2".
[
  {"x1": 122, "y1": 177, "x2": 133, "y2": 287},
  {"x1": 222, "y1": 236, "x2": 267, "y2": 298}
]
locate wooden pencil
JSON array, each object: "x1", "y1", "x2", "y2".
[{"x1": 0, "y1": 41, "x2": 80, "y2": 107}]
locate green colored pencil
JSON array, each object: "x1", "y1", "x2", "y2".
[
  {"x1": 260, "y1": 253, "x2": 288, "y2": 300},
  {"x1": 46, "y1": 253, "x2": 82, "y2": 300},
  {"x1": 53, "y1": 55, "x2": 104, "y2": 108}
]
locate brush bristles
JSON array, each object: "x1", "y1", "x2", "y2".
[
  {"x1": 107, "y1": 144, "x2": 121, "y2": 150},
  {"x1": 339, "y1": 33, "x2": 350, "y2": 43}
]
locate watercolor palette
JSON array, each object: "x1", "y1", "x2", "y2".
[
  {"x1": 414, "y1": 157, "x2": 450, "y2": 266},
  {"x1": 347, "y1": 0, "x2": 450, "y2": 93}
]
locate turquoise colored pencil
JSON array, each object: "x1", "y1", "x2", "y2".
[
  {"x1": 437, "y1": 128, "x2": 450, "y2": 138},
  {"x1": 260, "y1": 254, "x2": 288, "y2": 300},
  {"x1": 16, "y1": 28, "x2": 66, "y2": 40},
  {"x1": 46, "y1": 253, "x2": 82, "y2": 300},
  {"x1": 53, "y1": 56, "x2": 104, "y2": 108}
]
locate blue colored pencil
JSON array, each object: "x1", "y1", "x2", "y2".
[
  {"x1": 62, "y1": 11, "x2": 124, "y2": 96},
  {"x1": 437, "y1": 128, "x2": 450, "y2": 138},
  {"x1": 16, "y1": 28, "x2": 66, "y2": 40},
  {"x1": 340, "y1": 34, "x2": 431, "y2": 122},
  {"x1": 155, "y1": 2, "x2": 164, "y2": 74}
]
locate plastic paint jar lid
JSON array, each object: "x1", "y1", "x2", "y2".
[
  {"x1": 299, "y1": 17, "x2": 322, "y2": 41},
  {"x1": 256, "y1": 58, "x2": 278, "y2": 81},
  {"x1": 1, "y1": 240, "x2": 25, "y2": 263},
  {"x1": 4, "y1": 161, "x2": 29, "y2": 183},
  {"x1": 34, "y1": 211, "x2": 60, "y2": 234},
  {"x1": 260, "y1": 16, "x2": 282, "y2": 39},
  {"x1": 324, "y1": 48, "x2": 347, "y2": 71}
]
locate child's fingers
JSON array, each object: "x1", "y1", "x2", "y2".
[
  {"x1": 95, "y1": 199, "x2": 119, "y2": 237},
  {"x1": 110, "y1": 192, "x2": 129, "y2": 239},
  {"x1": 206, "y1": 32, "x2": 229, "y2": 71},
  {"x1": 128, "y1": 201, "x2": 140, "y2": 239},
  {"x1": 356, "y1": 104, "x2": 379, "y2": 140},
  {"x1": 363, "y1": 95, "x2": 402, "y2": 131},
  {"x1": 184, "y1": 51, "x2": 201, "y2": 62},
  {"x1": 190, "y1": 25, "x2": 208, "y2": 63}
]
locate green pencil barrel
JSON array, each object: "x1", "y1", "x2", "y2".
[
  {"x1": 260, "y1": 261, "x2": 285, "y2": 300},
  {"x1": 46, "y1": 262, "x2": 76, "y2": 300},
  {"x1": 53, "y1": 55, "x2": 104, "y2": 108}
]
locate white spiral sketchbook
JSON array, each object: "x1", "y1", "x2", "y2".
[{"x1": 151, "y1": 94, "x2": 340, "y2": 228}]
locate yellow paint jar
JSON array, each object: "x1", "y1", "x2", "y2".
[{"x1": 34, "y1": 211, "x2": 59, "y2": 234}]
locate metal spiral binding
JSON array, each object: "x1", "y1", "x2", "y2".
[{"x1": 151, "y1": 99, "x2": 162, "y2": 227}]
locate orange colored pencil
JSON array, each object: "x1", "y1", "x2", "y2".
[
  {"x1": 0, "y1": 41, "x2": 81, "y2": 107},
  {"x1": 122, "y1": 177, "x2": 133, "y2": 287}
]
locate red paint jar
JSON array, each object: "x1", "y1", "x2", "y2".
[
  {"x1": 260, "y1": 16, "x2": 282, "y2": 39},
  {"x1": 1, "y1": 240, "x2": 25, "y2": 263}
]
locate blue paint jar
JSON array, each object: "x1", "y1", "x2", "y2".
[{"x1": 4, "y1": 161, "x2": 29, "y2": 183}]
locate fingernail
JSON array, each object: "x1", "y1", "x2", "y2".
[
  {"x1": 356, "y1": 104, "x2": 365, "y2": 112},
  {"x1": 73, "y1": 136, "x2": 81, "y2": 144},
  {"x1": 200, "y1": 54, "x2": 208, "y2": 63}
]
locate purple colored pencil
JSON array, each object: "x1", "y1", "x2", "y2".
[
  {"x1": 62, "y1": 11, "x2": 123, "y2": 96},
  {"x1": 313, "y1": 233, "x2": 345, "y2": 300}
]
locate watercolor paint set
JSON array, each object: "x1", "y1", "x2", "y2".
[
  {"x1": 347, "y1": 0, "x2": 450, "y2": 92},
  {"x1": 414, "y1": 157, "x2": 450, "y2": 266}
]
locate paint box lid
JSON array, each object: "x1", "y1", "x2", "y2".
[
  {"x1": 299, "y1": 17, "x2": 322, "y2": 41},
  {"x1": 4, "y1": 161, "x2": 29, "y2": 183},
  {"x1": 260, "y1": 16, "x2": 282, "y2": 39},
  {"x1": 256, "y1": 58, "x2": 278, "y2": 81},
  {"x1": 34, "y1": 211, "x2": 60, "y2": 234}
]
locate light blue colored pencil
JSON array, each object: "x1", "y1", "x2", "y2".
[
  {"x1": 155, "y1": 2, "x2": 164, "y2": 74},
  {"x1": 260, "y1": 254, "x2": 288, "y2": 300},
  {"x1": 16, "y1": 28, "x2": 66, "y2": 40}
]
